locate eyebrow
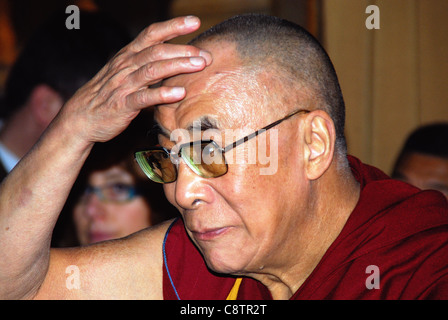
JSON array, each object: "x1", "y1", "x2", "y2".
[
  {"x1": 152, "y1": 122, "x2": 171, "y2": 139},
  {"x1": 104, "y1": 172, "x2": 133, "y2": 183},
  {"x1": 154, "y1": 115, "x2": 221, "y2": 140},
  {"x1": 185, "y1": 115, "x2": 220, "y2": 132}
]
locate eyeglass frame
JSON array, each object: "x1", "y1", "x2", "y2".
[
  {"x1": 135, "y1": 108, "x2": 311, "y2": 183},
  {"x1": 80, "y1": 183, "x2": 140, "y2": 203}
]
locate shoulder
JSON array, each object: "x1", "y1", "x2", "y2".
[
  {"x1": 352, "y1": 177, "x2": 448, "y2": 240},
  {"x1": 34, "y1": 219, "x2": 173, "y2": 299},
  {"x1": 309, "y1": 178, "x2": 448, "y2": 299}
]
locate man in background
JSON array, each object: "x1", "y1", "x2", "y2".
[{"x1": 392, "y1": 123, "x2": 448, "y2": 199}]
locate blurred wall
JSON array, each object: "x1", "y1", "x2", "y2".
[
  {"x1": 322, "y1": 0, "x2": 448, "y2": 173},
  {"x1": 168, "y1": 0, "x2": 316, "y2": 43}
]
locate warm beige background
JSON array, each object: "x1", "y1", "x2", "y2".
[{"x1": 322, "y1": 0, "x2": 448, "y2": 173}]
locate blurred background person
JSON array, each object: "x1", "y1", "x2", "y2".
[
  {"x1": 0, "y1": 10, "x2": 130, "y2": 180},
  {"x1": 391, "y1": 123, "x2": 448, "y2": 200},
  {"x1": 52, "y1": 110, "x2": 178, "y2": 247}
]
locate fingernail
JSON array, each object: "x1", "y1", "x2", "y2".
[
  {"x1": 190, "y1": 57, "x2": 204, "y2": 66},
  {"x1": 184, "y1": 16, "x2": 199, "y2": 27}
]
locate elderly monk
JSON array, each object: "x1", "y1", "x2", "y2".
[{"x1": 0, "y1": 14, "x2": 447, "y2": 300}]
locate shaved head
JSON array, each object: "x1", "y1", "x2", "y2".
[{"x1": 189, "y1": 13, "x2": 347, "y2": 153}]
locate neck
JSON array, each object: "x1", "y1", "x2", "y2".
[{"x1": 250, "y1": 160, "x2": 360, "y2": 299}]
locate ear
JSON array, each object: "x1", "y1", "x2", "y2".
[
  {"x1": 302, "y1": 110, "x2": 336, "y2": 180},
  {"x1": 28, "y1": 84, "x2": 64, "y2": 127}
]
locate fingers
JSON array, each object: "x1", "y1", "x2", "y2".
[
  {"x1": 102, "y1": 15, "x2": 211, "y2": 107},
  {"x1": 124, "y1": 53, "x2": 209, "y2": 111},
  {"x1": 132, "y1": 43, "x2": 212, "y2": 69},
  {"x1": 129, "y1": 16, "x2": 201, "y2": 52},
  {"x1": 127, "y1": 55, "x2": 208, "y2": 90},
  {"x1": 60, "y1": 16, "x2": 209, "y2": 144},
  {"x1": 126, "y1": 86, "x2": 186, "y2": 111}
]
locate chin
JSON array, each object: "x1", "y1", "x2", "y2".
[
  {"x1": 201, "y1": 244, "x2": 252, "y2": 276},
  {"x1": 204, "y1": 257, "x2": 243, "y2": 276},
  {"x1": 190, "y1": 226, "x2": 258, "y2": 275}
]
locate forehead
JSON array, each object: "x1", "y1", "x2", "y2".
[
  {"x1": 155, "y1": 42, "x2": 263, "y2": 133},
  {"x1": 400, "y1": 153, "x2": 448, "y2": 179},
  {"x1": 88, "y1": 165, "x2": 134, "y2": 185}
]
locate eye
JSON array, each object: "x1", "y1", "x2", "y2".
[
  {"x1": 203, "y1": 144, "x2": 215, "y2": 157},
  {"x1": 202, "y1": 143, "x2": 223, "y2": 164},
  {"x1": 84, "y1": 185, "x2": 94, "y2": 195},
  {"x1": 110, "y1": 183, "x2": 130, "y2": 194},
  {"x1": 106, "y1": 183, "x2": 136, "y2": 202}
]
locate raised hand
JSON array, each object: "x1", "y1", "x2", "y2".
[{"x1": 55, "y1": 15, "x2": 211, "y2": 145}]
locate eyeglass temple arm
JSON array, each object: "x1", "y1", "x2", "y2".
[{"x1": 223, "y1": 109, "x2": 310, "y2": 153}]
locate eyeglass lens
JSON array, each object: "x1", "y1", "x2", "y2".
[
  {"x1": 136, "y1": 141, "x2": 228, "y2": 183},
  {"x1": 82, "y1": 184, "x2": 137, "y2": 203}
]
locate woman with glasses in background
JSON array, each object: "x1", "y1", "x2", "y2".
[{"x1": 52, "y1": 111, "x2": 178, "y2": 247}]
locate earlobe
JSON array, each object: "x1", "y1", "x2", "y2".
[{"x1": 303, "y1": 110, "x2": 335, "y2": 180}]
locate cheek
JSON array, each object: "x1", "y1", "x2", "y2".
[
  {"x1": 225, "y1": 159, "x2": 278, "y2": 202},
  {"x1": 219, "y1": 164, "x2": 282, "y2": 232},
  {"x1": 114, "y1": 200, "x2": 152, "y2": 233},
  {"x1": 73, "y1": 205, "x2": 91, "y2": 245},
  {"x1": 226, "y1": 155, "x2": 299, "y2": 235},
  {"x1": 73, "y1": 205, "x2": 89, "y2": 230},
  {"x1": 201, "y1": 173, "x2": 288, "y2": 273},
  {"x1": 163, "y1": 184, "x2": 178, "y2": 208}
]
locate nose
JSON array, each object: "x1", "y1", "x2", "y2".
[
  {"x1": 174, "y1": 161, "x2": 213, "y2": 210},
  {"x1": 84, "y1": 194, "x2": 107, "y2": 220}
]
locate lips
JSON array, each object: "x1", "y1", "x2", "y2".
[
  {"x1": 89, "y1": 232, "x2": 115, "y2": 243},
  {"x1": 191, "y1": 226, "x2": 230, "y2": 241}
]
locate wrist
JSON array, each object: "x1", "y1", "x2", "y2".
[{"x1": 45, "y1": 107, "x2": 95, "y2": 157}]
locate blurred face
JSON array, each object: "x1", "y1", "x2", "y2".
[
  {"x1": 395, "y1": 152, "x2": 448, "y2": 199},
  {"x1": 73, "y1": 165, "x2": 152, "y2": 244},
  {"x1": 155, "y1": 43, "x2": 310, "y2": 276}
]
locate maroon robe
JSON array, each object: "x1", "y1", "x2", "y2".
[{"x1": 163, "y1": 156, "x2": 448, "y2": 299}]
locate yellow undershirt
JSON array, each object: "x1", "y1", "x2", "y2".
[{"x1": 226, "y1": 278, "x2": 243, "y2": 300}]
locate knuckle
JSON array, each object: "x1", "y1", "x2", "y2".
[
  {"x1": 148, "y1": 44, "x2": 163, "y2": 60},
  {"x1": 130, "y1": 26, "x2": 154, "y2": 51},
  {"x1": 168, "y1": 18, "x2": 182, "y2": 32},
  {"x1": 135, "y1": 89, "x2": 148, "y2": 106},
  {"x1": 140, "y1": 24, "x2": 157, "y2": 42},
  {"x1": 142, "y1": 63, "x2": 157, "y2": 80}
]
